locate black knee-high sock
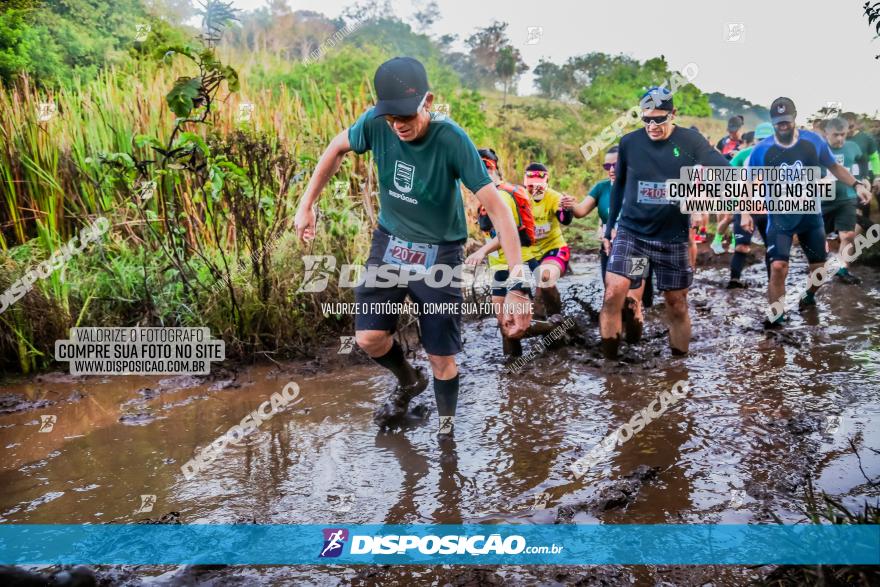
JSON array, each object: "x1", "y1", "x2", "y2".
[
  {"x1": 372, "y1": 341, "x2": 418, "y2": 386},
  {"x1": 730, "y1": 252, "x2": 747, "y2": 279},
  {"x1": 434, "y1": 374, "x2": 459, "y2": 417},
  {"x1": 764, "y1": 254, "x2": 771, "y2": 278}
]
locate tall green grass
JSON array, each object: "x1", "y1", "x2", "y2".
[
  {"x1": 0, "y1": 45, "x2": 628, "y2": 374},
  {"x1": 0, "y1": 51, "x2": 383, "y2": 372}
]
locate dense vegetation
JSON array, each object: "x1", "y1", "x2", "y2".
[{"x1": 0, "y1": 1, "x2": 869, "y2": 374}]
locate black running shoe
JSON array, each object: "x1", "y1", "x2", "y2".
[
  {"x1": 725, "y1": 279, "x2": 747, "y2": 289},
  {"x1": 373, "y1": 367, "x2": 429, "y2": 428}
]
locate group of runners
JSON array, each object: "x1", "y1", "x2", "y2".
[{"x1": 294, "y1": 56, "x2": 878, "y2": 437}]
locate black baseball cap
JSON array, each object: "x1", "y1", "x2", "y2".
[
  {"x1": 727, "y1": 115, "x2": 744, "y2": 131},
  {"x1": 478, "y1": 148, "x2": 498, "y2": 163},
  {"x1": 371, "y1": 57, "x2": 429, "y2": 118},
  {"x1": 770, "y1": 97, "x2": 796, "y2": 124}
]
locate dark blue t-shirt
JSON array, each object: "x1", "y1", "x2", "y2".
[{"x1": 747, "y1": 130, "x2": 836, "y2": 231}]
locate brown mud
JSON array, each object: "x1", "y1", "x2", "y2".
[{"x1": 1, "y1": 244, "x2": 879, "y2": 586}]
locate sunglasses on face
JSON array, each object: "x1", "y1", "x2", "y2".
[
  {"x1": 481, "y1": 158, "x2": 497, "y2": 170},
  {"x1": 642, "y1": 114, "x2": 672, "y2": 126},
  {"x1": 385, "y1": 113, "x2": 418, "y2": 124},
  {"x1": 525, "y1": 170, "x2": 548, "y2": 179},
  {"x1": 384, "y1": 93, "x2": 428, "y2": 124},
  {"x1": 602, "y1": 163, "x2": 615, "y2": 171}
]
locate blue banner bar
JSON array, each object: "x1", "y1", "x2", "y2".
[{"x1": 1, "y1": 524, "x2": 878, "y2": 565}]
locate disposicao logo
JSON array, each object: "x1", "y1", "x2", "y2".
[
  {"x1": 319, "y1": 528, "x2": 348, "y2": 558},
  {"x1": 317, "y1": 529, "x2": 563, "y2": 558}
]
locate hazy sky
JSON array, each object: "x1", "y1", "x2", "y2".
[{"x1": 230, "y1": 0, "x2": 880, "y2": 116}]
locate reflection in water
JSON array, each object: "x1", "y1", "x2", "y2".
[
  {"x1": 434, "y1": 435, "x2": 462, "y2": 523},
  {"x1": 602, "y1": 365, "x2": 694, "y2": 523},
  {"x1": 0, "y1": 255, "x2": 878, "y2": 539},
  {"x1": 375, "y1": 431, "x2": 429, "y2": 523}
]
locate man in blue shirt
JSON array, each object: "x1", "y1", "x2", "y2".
[{"x1": 741, "y1": 98, "x2": 872, "y2": 326}]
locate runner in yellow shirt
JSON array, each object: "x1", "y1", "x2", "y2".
[
  {"x1": 523, "y1": 163, "x2": 573, "y2": 317},
  {"x1": 466, "y1": 149, "x2": 540, "y2": 355}
]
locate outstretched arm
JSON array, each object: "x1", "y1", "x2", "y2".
[
  {"x1": 294, "y1": 130, "x2": 353, "y2": 242},
  {"x1": 571, "y1": 196, "x2": 598, "y2": 219}
]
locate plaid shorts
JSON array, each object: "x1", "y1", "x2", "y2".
[{"x1": 607, "y1": 229, "x2": 692, "y2": 291}]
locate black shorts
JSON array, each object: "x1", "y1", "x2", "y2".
[
  {"x1": 857, "y1": 200, "x2": 873, "y2": 232},
  {"x1": 765, "y1": 215, "x2": 827, "y2": 264},
  {"x1": 823, "y1": 199, "x2": 858, "y2": 233},
  {"x1": 607, "y1": 229, "x2": 692, "y2": 292},
  {"x1": 354, "y1": 229, "x2": 463, "y2": 356},
  {"x1": 732, "y1": 213, "x2": 769, "y2": 246},
  {"x1": 491, "y1": 259, "x2": 540, "y2": 297}
]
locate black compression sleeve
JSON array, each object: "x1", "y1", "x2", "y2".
[
  {"x1": 557, "y1": 208, "x2": 573, "y2": 225},
  {"x1": 434, "y1": 374, "x2": 459, "y2": 417}
]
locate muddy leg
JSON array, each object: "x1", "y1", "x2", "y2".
[
  {"x1": 663, "y1": 288, "x2": 690, "y2": 355},
  {"x1": 768, "y1": 260, "x2": 788, "y2": 307},
  {"x1": 600, "y1": 273, "x2": 630, "y2": 359},
  {"x1": 535, "y1": 262, "x2": 563, "y2": 317},
  {"x1": 360, "y1": 330, "x2": 428, "y2": 428}
]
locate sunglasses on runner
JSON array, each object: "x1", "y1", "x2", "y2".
[
  {"x1": 642, "y1": 114, "x2": 673, "y2": 126},
  {"x1": 602, "y1": 163, "x2": 615, "y2": 171},
  {"x1": 384, "y1": 93, "x2": 428, "y2": 124},
  {"x1": 525, "y1": 170, "x2": 548, "y2": 178},
  {"x1": 481, "y1": 158, "x2": 497, "y2": 170}
]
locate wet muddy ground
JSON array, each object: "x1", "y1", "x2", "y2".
[{"x1": 1, "y1": 245, "x2": 879, "y2": 586}]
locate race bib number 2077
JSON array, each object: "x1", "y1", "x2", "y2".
[{"x1": 382, "y1": 235, "x2": 438, "y2": 272}]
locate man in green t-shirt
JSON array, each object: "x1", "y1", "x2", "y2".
[
  {"x1": 294, "y1": 57, "x2": 531, "y2": 437},
  {"x1": 823, "y1": 117, "x2": 871, "y2": 284},
  {"x1": 842, "y1": 112, "x2": 880, "y2": 229},
  {"x1": 841, "y1": 112, "x2": 880, "y2": 183}
]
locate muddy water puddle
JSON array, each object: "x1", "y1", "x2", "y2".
[{"x1": 1, "y1": 251, "x2": 879, "y2": 585}]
